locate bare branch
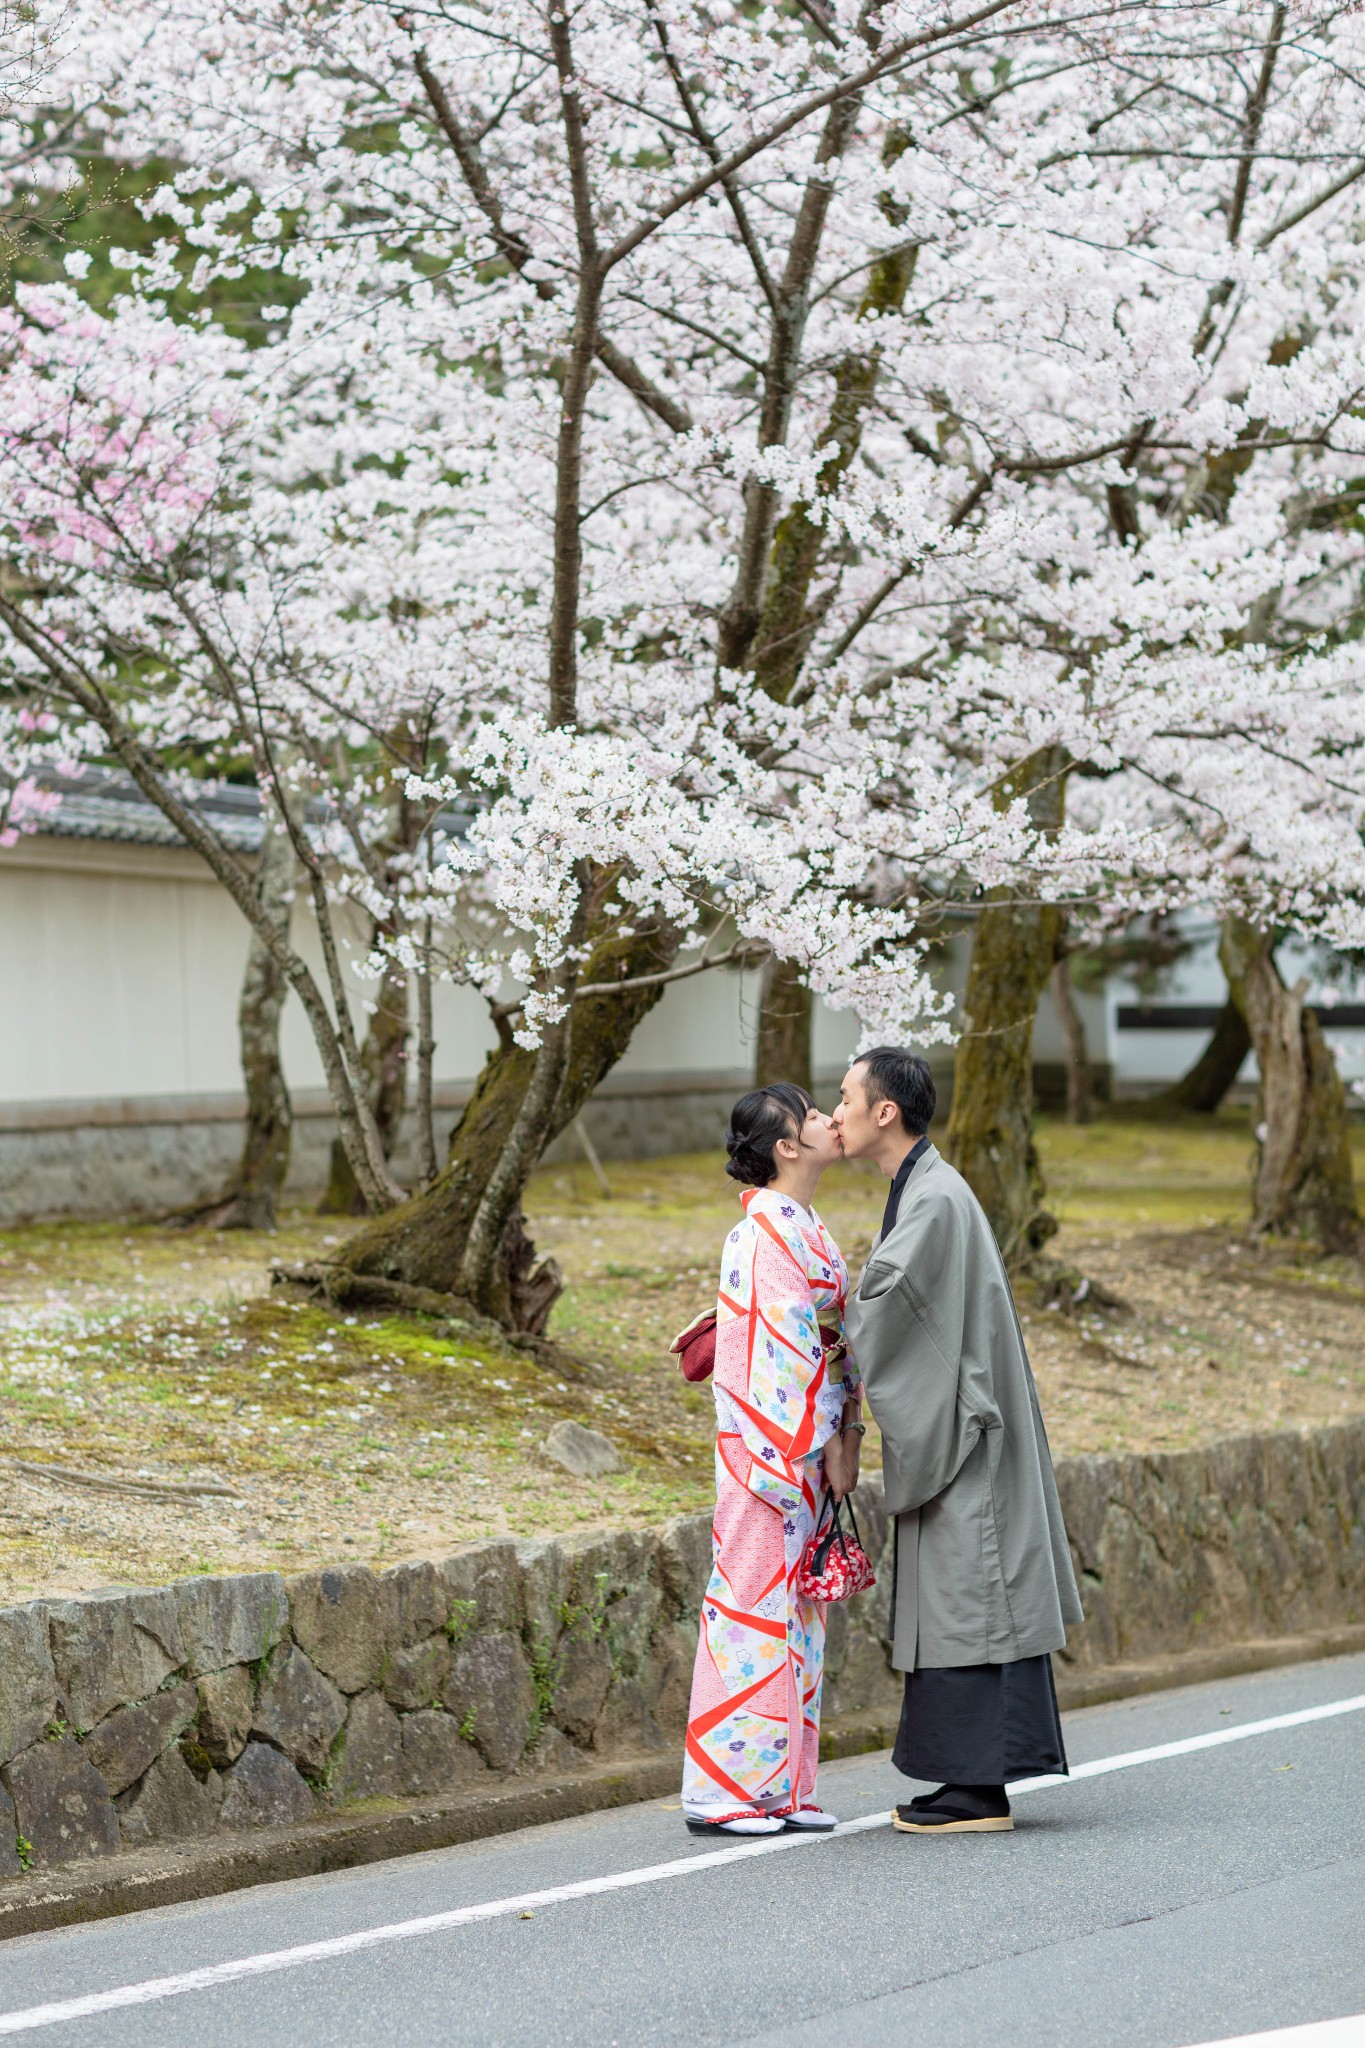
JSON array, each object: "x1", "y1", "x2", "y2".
[
  {"x1": 412, "y1": 43, "x2": 690, "y2": 432},
  {"x1": 602, "y1": 0, "x2": 1030, "y2": 275},
  {"x1": 645, "y1": 0, "x2": 780, "y2": 314}
]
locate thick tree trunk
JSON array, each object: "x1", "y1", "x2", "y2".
[
  {"x1": 1218, "y1": 917, "x2": 1358, "y2": 1251},
  {"x1": 754, "y1": 955, "x2": 814, "y2": 1093},
  {"x1": 336, "y1": 913, "x2": 678, "y2": 1327},
  {"x1": 746, "y1": 140, "x2": 916, "y2": 1099},
  {"x1": 186, "y1": 812, "x2": 295, "y2": 1231},
  {"x1": 1050, "y1": 952, "x2": 1093, "y2": 1125},
  {"x1": 320, "y1": 957, "x2": 410, "y2": 1215},
  {"x1": 943, "y1": 750, "x2": 1067, "y2": 1260},
  {"x1": 1140, "y1": 997, "x2": 1251, "y2": 1115}
]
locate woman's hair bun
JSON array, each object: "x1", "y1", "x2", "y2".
[{"x1": 724, "y1": 1083, "x2": 813, "y2": 1188}]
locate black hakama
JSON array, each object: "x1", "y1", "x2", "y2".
[{"x1": 892, "y1": 1653, "x2": 1068, "y2": 1786}]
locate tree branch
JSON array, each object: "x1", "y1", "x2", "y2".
[
  {"x1": 0, "y1": 593, "x2": 403, "y2": 1209},
  {"x1": 412, "y1": 42, "x2": 690, "y2": 433},
  {"x1": 602, "y1": 0, "x2": 1028, "y2": 275}
]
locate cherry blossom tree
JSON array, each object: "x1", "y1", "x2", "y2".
[{"x1": 6, "y1": 0, "x2": 1365, "y2": 1311}]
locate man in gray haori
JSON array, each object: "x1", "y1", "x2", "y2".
[{"x1": 835, "y1": 1046, "x2": 1082, "y2": 1834}]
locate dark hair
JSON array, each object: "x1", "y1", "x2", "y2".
[
  {"x1": 725, "y1": 1083, "x2": 814, "y2": 1187},
  {"x1": 851, "y1": 1046, "x2": 936, "y2": 1137}
]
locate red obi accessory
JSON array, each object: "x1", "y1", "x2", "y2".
[
  {"x1": 670, "y1": 1315, "x2": 847, "y2": 1387},
  {"x1": 669, "y1": 1309, "x2": 718, "y2": 1383},
  {"x1": 797, "y1": 1489, "x2": 877, "y2": 1603}
]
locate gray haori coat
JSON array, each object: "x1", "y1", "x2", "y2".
[{"x1": 846, "y1": 1146, "x2": 1082, "y2": 1673}]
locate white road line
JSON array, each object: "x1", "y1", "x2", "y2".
[
  {"x1": 1179, "y1": 2017, "x2": 1365, "y2": 2047},
  {"x1": 1, "y1": 1690, "x2": 1361, "y2": 2038}
]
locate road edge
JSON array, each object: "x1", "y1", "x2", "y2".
[{"x1": 4, "y1": 1622, "x2": 1363, "y2": 1944}]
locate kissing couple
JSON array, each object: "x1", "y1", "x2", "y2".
[{"x1": 679, "y1": 1046, "x2": 1082, "y2": 1839}]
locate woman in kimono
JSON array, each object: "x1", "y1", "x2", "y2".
[{"x1": 681, "y1": 1083, "x2": 864, "y2": 1837}]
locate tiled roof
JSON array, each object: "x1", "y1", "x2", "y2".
[
  {"x1": 7, "y1": 770, "x2": 467, "y2": 853},
  {"x1": 25, "y1": 770, "x2": 266, "y2": 850}
]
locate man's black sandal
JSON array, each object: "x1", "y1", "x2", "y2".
[{"x1": 891, "y1": 1785, "x2": 1013, "y2": 1833}]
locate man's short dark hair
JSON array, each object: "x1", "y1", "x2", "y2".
[{"x1": 853, "y1": 1046, "x2": 936, "y2": 1137}]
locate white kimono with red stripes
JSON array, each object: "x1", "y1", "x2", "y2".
[{"x1": 681, "y1": 1186, "x2": 858, "y2": 1820}]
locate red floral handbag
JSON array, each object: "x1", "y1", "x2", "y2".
[
  {"x1": 670, "y1": 1314, "x2": 847, "y2": 1387},
  {"x1": 797, "y1": 1488, "x2": 877, "y2": 1602}
]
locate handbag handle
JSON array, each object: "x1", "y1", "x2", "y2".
[
  {"x1": 809, "y1": 1484, "x2": 868, "y2": 1577},
  {"x1": 808, "y1": 1487, "x2": 849, "y2": 1576}
]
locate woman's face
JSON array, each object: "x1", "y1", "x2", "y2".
[{"x1": 789, "y1": 1101, "x2": 843, "y2": 1173}]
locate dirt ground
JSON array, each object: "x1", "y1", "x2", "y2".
[{"x1": 1, "y1": 1112, "x2": 1363, "y2": 1605}]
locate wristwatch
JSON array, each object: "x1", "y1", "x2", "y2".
[{"x1": 841, "y1": 1420, "x2": 867, "y2": 1439}]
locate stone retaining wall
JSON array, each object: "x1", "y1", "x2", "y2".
[{"x1": 1, "y1": 1419, "x2": 1361, "y2": 1878}]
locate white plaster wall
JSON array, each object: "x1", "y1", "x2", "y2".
[
  {"x1": 1, "y1": 840, "x2": 855, "y2": 1112},
  {"x1": 19, "y1": 847, "x2": 1365, "y2": 1124},
  {"x1": 0, "y1": 840, "x2": 503, "y2": 1106}
]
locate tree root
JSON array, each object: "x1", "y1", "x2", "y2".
[
  {"x1": 1023, "y1": 1254, "x2": 1131, "y2": 1318},
  {"x1": 161, "y1": 1189, "x2": 280, "y2": 1232},
  {"x1": 268, "y1": 1261, "x2": 569, "y2": 1363}
]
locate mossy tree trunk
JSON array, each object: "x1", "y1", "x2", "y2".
[
  {"x1": 1050, "y1": 948, "x2": 1093, "y2": 1125},
  {"x1": 944, "y1": 749, "x2": 1067, "y2": 1260},
  {"x1": 1141, "y1": 997, "x2": 1250, "y2": 1116},
  {"x1": 750, "y1": 133, "x2": 916, "y2": 1089},
  {"x1": 320, "y1": 956, "x2": 410, "y2": 1215},
  {"x1": 336, "y1": 902, "x2": 678, "y2": 1327},
  {"x1": 198, "y1": 810, "x2": 296, "y2": 1231},
  {"x1": 754, "y1": 956, "x2": 814, "y2": 1093},
  {"x1": 321, "y1": 768, "x2": 426, "y2": 1215},
  {"x1": 1218, "y1": 916, "x2": 1358, "y2": 1251}
]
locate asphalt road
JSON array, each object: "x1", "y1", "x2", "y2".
[{"x1": 2, "y1": 1653, "x2": 1363, "y2": 2048}]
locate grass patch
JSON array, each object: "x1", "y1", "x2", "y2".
[{"x1": 0, "y1": 1109, "x2": 1362, "y2": 1601}]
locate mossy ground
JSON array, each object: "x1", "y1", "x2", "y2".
[{"x1": 1, "y1": 1108, "x2": 1363, "y2": 1602}]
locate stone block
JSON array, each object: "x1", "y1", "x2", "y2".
[
  {"x1": 2, "y1": 1736, "x2": 120, "y2": 1866},
  {"x1": 330, "y1": 1692, "x2": 404, "y2": 1804},
  {"x1": 46, "y1": 1587, "x2": 185, "y2": 1734},
  {"x1": 0, "y1": 1604, "x2": 57, "y2": 1767},
  {"x1": 544, "y1": 1420, "x2": 622, "y2": 1478},
  {"x1": 1056, "y1": 1456, "x2": 1113, "y2": 1575},
  {"x1": 82, "y1": 1681, "x2": 198, "y2": 1797},
  {"x1": 593, "y1": 1677, "x2": 663, "y2": 1757},
  {"x1": 562, "y1": 1531, "x2": 660, "y2": 1678},
  {"x1": 822, "y1": 1600, "x2": 850, "y2": 1680},
  {"x1": 287, "y1": 1565, "x2": 384, "y2": 1694},
  {"x1": 551, "y1": 1630, "x2": 613, "y2": 1746},
  {"x1": 655, "y1": 1516, "x2": 712, "y2": 1619},
  {"x1": 116, "y1": 1747, "x2": 223, "y2": 1846},
  {"x1": 603, "y1": 1583, "x2": 663, "y2": 1681},
  {"x1": 251, "y1": 1644, "x2": 346, "y2": 1778},
  {"x1": 849, "y1": 1478, "x2": 888, "y2": 1573},
  {"x1": 442, "y1": 1632, "x2": 535, "y2": 1772},
  {"x1": 382, "y1": 1636, "x2": 451, "y2": 1714},
  {"x1": 174, "y1": 1574, "x2": 287, "y2": 1678},
  {"x1": 399, "y1": 1710, "x2": 490, "y2": 1798},
  {"x1": 523, "y1": 1726, "x2": 588, "y2": 1777},
  {"x1": 196, "y1": 1666, "x2": 253, "y2": 1767},
  {"x1": 865, "y1": 1526, "x2": 897, "y2": 1652},
  {"x1": 644, "y1": 1621, "x2": 697, "y2": 1741},
  {"x1": 0, "y1": 1783, "x2": 20, "y2": 1878},
  {"x1": 381, "y1": 1562, "x2": 447, "y2": 1650},
  {"x1": 826, "y1": 1621, "x2": 897, "y2": 1718},
  {"x1": 439, "y1": 1543, "x2": 519, "y2": 1635},
  {"x1": 515, "y1": 1541, "x2": 569, "y2": 1650},
  {"x1": 220, "y1": 1741, "x2": 316, "y2": 1830}
]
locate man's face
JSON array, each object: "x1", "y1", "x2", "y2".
[{"x1": 832, "y1": 1062, "x2": 890, "y2": 1159}]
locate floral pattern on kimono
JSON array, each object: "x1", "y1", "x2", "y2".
[{"x1": 682, "y1": 1186, "x2": 859, "y2": 1818}]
